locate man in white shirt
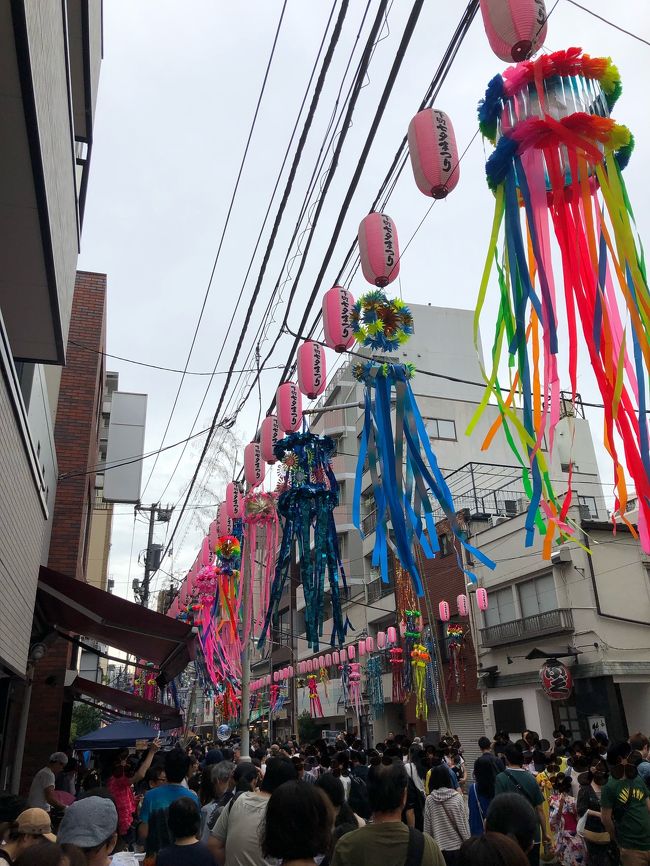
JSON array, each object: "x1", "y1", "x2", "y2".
[
  {"x1": 27, "y1": 752, "x2": 69, "y2": 812},
  {"x1": 209, "y1": 756, "x2": 297, "y2": 866}
]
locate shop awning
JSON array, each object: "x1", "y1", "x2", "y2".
[
  {"x1": 67, "y1": 676, "x2": 182, "y2": 731},
  {"x1": 36, "y1": 566, "x2": 196, "y2": 684}
]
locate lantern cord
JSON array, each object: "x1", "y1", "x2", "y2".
[
  {"x1": 149, "y1": 0, "x2": 355, "y2": 570},
  {"x1": 141, "y1": 0, "x2": 288, "y2": 500},
  {"x1": 261, "y1": 0, "x2": 426, "y2": 411}
]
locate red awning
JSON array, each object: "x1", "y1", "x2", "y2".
[
  {"x1": 67, "y1": 676, "x2": 182, "y2": 730},
  {"x1": 36, "y1": 566, "x2": 196, "y2": 684}
]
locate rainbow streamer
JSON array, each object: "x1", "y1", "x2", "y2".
[{"x1": 472, "y1": 48, "x2": 650, "y2": 550}]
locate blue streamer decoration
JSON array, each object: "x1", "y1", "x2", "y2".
[
  {"x1": 258, "y1": 431, "x2": 348, "y2": 652},
  {"x1": 352, "y1": 360, "x2": 495, "y2": 594}
]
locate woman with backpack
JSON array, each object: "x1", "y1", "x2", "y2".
[{"x1": 468, "y1": 753, "x2": 496, "y2": 836}]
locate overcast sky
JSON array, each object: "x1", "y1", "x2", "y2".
[{"x1": 77, "y1": 0, "x2": 650, "y2": 605}]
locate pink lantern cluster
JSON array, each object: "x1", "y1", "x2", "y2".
[{"x1": 439, "y1": 589, "x2": 489, "y2": 622}]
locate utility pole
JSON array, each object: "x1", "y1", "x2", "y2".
[
  {"x1": 239, "y1": 549, "x2": 253, "y2": 760},
  {"x1": 133, "y1": 504, "x2": 174, "y2": 608}
]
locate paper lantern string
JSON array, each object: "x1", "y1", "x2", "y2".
[
  {"x1": 258, "y1": 431, "x2": 349, "y2": 652},
  {"x1": 472, "y1": 47, "x2": 650, "y2": 552},
  {"x1": 352, "y1": 358, "x2": 495, "y2": 592}
]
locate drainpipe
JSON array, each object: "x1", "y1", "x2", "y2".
[{"x1": 11, "y1": 644, "x2": 44, "y2": 794}]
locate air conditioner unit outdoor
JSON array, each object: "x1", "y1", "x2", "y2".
[{"x1": 492, "y1": 515, "x2": 510, "y2": 527}]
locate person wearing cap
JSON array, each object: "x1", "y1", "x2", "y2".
[
  {"x1": 0, "y1": 808, "x2": 56, "y2": 863},
  {"x1": 27, "y1": 753, "x2": 69, "y2": 813},
  {"x1": 57, "y1": 796, "x2": 118, "y2": 866}
]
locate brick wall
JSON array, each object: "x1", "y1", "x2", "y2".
[
  {"x1": 47, "y1": 271, "x2": 106, "y2": 577},
  {"x1": 22, "y1": 271, "x2": 106, "y2": 787}
]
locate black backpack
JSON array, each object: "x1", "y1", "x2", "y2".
[{"x1": 348, "y1": 773, "x2": 371, "y2": 821}]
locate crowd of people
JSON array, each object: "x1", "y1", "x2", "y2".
[{"x1": 2, "y1": 726, "x2": 650, "y2": 865}]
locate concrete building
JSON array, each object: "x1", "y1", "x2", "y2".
[
  {"x1": 295, "y1": 304, "x2": 608, "y2": 750},
  {"x1": 0, "y1": 1, "x2": 102, "y2": 789},
  {"x1": 468, "y1": 500, "x2": 650, "y2": 743}
]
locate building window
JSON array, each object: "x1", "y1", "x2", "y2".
[
  {"x1": 439, "y1": 533, "x2": 452, "y2": 557},
  {"x1": 483, "y1": 586, "x2": 516, "y2": 627},
  {"x1": 493, "y1": 698, "x2": 526, "y2": 735},
  {"x1": 578, "y1": 495, "x2": 598, "y2": 519},
  {"x1": 429, "y1": 418, "x2": 457, "y2": 441},
  {"x1": 518, "y1": 573, "x2": 557, "y2": 619}
]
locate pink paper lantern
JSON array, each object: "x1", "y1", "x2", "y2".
[
  {"x1": 266, "y1": 675, "x2": 271, "y2": 686},
  {"x1": 332, "y1": 650, "x2": 340, "y2": 665},
  {"x1": 200, "y1": 536, "x2": 211, "y2": 566},
  {"x1": 244, "y1": 441, "x2": 265, "y2": 488},
  {"x1": 288, "y1": 666, "x2": 294, "y2": 678},
  {"x1": 479, "y1": 0, "x2": 547, "y2": 63},
  {"x1": 208, "y1": 519, "x2": 219, "y2": 550},
  {"x1": 348, "y1": 643, "x2": 356, "y2": 660},
  {"x1": 359, "y1": 639, "x2": 367, "y2": 657},
  {"x1": 273, "y1": 671, "x2": 279, "y2": 683},
  {"x1": 340, "y1": 648, "x2": 348, "y2": 663},
  {"x1": 358, "y1": 212, "x2": 400, "y2": 287},
  {"x1": 366, "y1": 636, "x2": 374, "y2": 652},
  {"x1": 216, "y1": 502, "x2": 233, "y2": 537},
  {"x1": 408, "y1": 109, "x2": 460, "y2": 199},
  {"x1": 306, "y1": 659, "x2": 313, "y2": 672},
  {"x1": 297, "y1": 341, "x2": 327, "y2": 400},
  {"x1": 325, "y1": 653, "x2": 332, "y2": 668},
  {"x1": 276, "y1": 382, "x2": 302, "y2": 433},
  {"x1": 298, "y1": 661, "x2": 305, "y2": 675},
  {"x1": 457, "y1": 593, "x2": 470, "y2": 618},
  {"x1": 377, "y1": 631, "x2": 386, "y2": 649},
  {"x1": 439, "y1": 600, "x2": 451, "y2": 622},
  {"x1": 260, "y1": 415, "x2": 282, "y2": 464},
  {"x1": 225, "y1": 481, "x2": 243, "y2": 519},
  {"x1": 477, "y1": 587, "x2": 489, "y2": 611},
  {"x1": 387, "y1": 626, "x2": 397, "y2": 645},
  {"x1": 322, "y1": 286, "x2": 355, "y2": 352}
]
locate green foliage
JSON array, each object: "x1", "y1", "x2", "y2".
[
  {"x1": 297, "y1": 710, "x2": 319, "y2": 744},
  {"x1": 70, "y1": 702, "x2": 101, "y2": 743}
]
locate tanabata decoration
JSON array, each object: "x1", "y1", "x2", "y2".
[
  {"x1": 348, "y1": 661, "x2": 363, "y2": 721},
  {"x1": 366, "y1": 655, "x2": 384, "y2": 719},
  {"x1": 540, "y1": 658, "x2": 573, "y2": 700},
  {"x1": 472, "y1": 48, "x2": 650, "y2": 552},
  {"x1": 307, "y1": 674, "x2": 323, "y2": 718},
  {"x1": 389, "y1": 646, "x2": 405, "y2": 704},
  {"x1": 351, "y1": 288, "x2": 495, "y2": 591},
  {"x1": 423, "y1": 626, "x2": 443, "y2": 714},
  {"x1": 411, "y1": 643, "x2": 431, "y2": 720},
  {"x1": 446, "y1": 623, "x2": 466, "y2": 702},
  {"x1": 242, "y1": 490, "x2": 278, "y2": 639},
  {"x1": 258, "y1": 431, "x2": 348, "y2": 651},
  {"x1": 339, "y1": 661, "x2": 350, "y2": 708}
]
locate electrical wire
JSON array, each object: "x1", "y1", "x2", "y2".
[
  {"x1": 153, "y1": 0, "x2": 390, "y2": 577},
  {"x1": 152, "y1": 1, "x2": 345, "y2": 504},
  {"x1": 564, "y1": 0, "x2": 650, "y2": 47},
  {"x1": 140, "y1": 0, "x2": 288, "y2": 499}
]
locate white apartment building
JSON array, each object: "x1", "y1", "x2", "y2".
[{"x1": 294, "y1": 303, "x2": 610, "y2": 746}]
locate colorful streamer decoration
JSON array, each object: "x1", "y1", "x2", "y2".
[
  {"x1": 307, "y1": 674, "x2": 324, "y2": 718},
  {"x1": 242, "y1": 490, "x2": 279, "y2": 638},
  {"x1": 389, "y1": 647, "x2": 406, "y2": 704},
  {"x1": 366, "y1": 655, "x2": 385, "y2": 719},
  {"x1": 445, "y1": 623, "x2": 466, "y2": 702},
  {"x1": 259, "y1": 431, "x2": 348, "y2": 651},
  {"x1": 472, "y1": 48, "x2": 650, "y2": 551},
  {"x1": 411, "y1": 643, "x2": 431, "y2": 720},
  {"x1": 352, "y1": 290, "x2": 495, "y2": 592},
  {"x1": 348, "y1": 661, "x2": 363, "y2": 721}
]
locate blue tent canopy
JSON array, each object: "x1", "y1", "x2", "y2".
[{"x1": 74, "y1": 720, "x2": 158, "y2": 750}]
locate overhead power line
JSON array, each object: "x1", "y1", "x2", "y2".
[
  {"x1": 140, "y1": 0, "x2": 288, "y2": 499},
  {"x1": 564, "y1": 0, "x2": 650, "y2": 47}
]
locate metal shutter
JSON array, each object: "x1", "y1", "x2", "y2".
[{"x1": 447, "y1": 703, "x2": 485, "y2": 769}]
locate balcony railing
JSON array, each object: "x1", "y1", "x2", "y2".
[{"x1": 480, "y1": 608, "x2": 574, "y2": 648}]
